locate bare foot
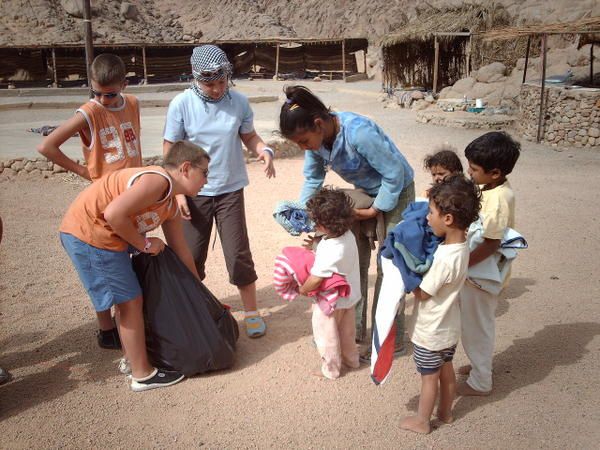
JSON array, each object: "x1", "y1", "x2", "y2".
[
  {"x1": 457, "y1": 364, "x2": 472, "y2": 375},
  {"x1": 436, "y1": 412, "x2": 454, "y2": 424},
  {"x1": 456, "y1": 381, "x2": 491, "y2": 397},
  {"x1": 400, "y1": 415, "x2": 431, "y2": 434}
]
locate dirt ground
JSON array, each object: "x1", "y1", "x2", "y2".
[{"x1": 1, "y1": 82, "x2": 599, "y2": 449}]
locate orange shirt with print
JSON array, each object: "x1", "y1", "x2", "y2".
[
  {"x1": 77, "y1": 93, "x2": 142, "y2": 181},
  {"x1": 60, "y1": 166, "x2": 178, "y2": 251}
]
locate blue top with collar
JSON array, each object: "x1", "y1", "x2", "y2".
[{"x1": 299, "y1": 111, "x2": 414, "y2": 212}]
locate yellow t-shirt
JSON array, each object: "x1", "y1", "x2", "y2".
[
  {"x1": 410, "y1": 241, "x2": 469, "y2": 351},
  {"x1": 480, "y1": 181, "x2": 515, "y2": 240}
]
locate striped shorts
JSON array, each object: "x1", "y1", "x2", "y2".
[{"x1": 412, "y1": 343, "x2": 457, "y2": 375}]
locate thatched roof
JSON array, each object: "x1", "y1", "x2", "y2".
[
  {"x1": 381, "y1": 3, "x2": 511, "y2": 47},
  {"x1": 480, "y1": 17, "x2": 600, "y2": 41}
]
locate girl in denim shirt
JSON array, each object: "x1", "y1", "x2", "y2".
[{"x1": 279, "y1": 85, "x2": 415, "y2": 358}]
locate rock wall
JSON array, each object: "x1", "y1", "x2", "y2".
[{"x1": 518, "y1": 83, "x2": 600, "y2": 148}]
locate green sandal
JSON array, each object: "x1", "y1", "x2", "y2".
[{"x1": 244, "y1": 315, "x2": 266, "y2": 338}]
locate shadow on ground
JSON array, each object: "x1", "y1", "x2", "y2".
[{"x1": 403, "y1": 322, "x2": 600, "y2": 426}]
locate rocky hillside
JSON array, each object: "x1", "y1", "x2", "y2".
[{"x1": 0, "y1": 0, "x2": 597, "y2": 46}]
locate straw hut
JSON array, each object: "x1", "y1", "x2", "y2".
[{"x1": 381, "y1": 3, "x2": 512, "y2": 92}]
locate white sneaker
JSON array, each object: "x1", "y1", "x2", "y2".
[
  {"x1": 129, "y1": 368, "x2": 185, "y2": 392},
  {"x1": 118, "y1": 357, "x2": 131, "y2": 375}
]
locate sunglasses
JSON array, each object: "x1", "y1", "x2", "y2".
[{"x1": 91, "y1": 89, "x2": 119, "y2": 99}]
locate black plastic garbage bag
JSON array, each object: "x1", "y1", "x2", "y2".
[{"x1": 132, "y1": 246, "x2": 239, "y2": 376}]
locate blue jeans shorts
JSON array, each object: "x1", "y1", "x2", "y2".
[
  {"x1": 413, "y1": 343, "x2": 457, "y2": 375},
  {"x1": 60, "y1": 232, "x2": 142, "y2": 312}
]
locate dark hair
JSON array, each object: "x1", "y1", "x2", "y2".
[
  {"x1": 464, "y1": 131, "x2": 520, "y2": 175},
  {"x1": 306, "y1": 187, "x2": 354, "y2": 238},
  {"x1": 428, "y1": 174, "x2": 481, "y2": 230},
  {"x1": 279, "y1": 85, "x2": 332, "y2": 138},
  {"x1": 423, "y1": 146, "x2": 463, "y2": 174},
  {"x1": 163, "y1": 140, "x2": 210, "y2": 168},
  {"x1": 90, "y1": 54, "x2": 127, "y2": 86}
]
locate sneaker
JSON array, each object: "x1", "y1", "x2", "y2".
[
  {"x1": 0, "y1": 367, "x2": 12, "y2": 385},
  {"x1": 129, "y1": 368, "x2": 185, "y2": 392},
  {"x1": 118, "y1": 357, "x2": 131, "y2": 375},
  {"x1": 97, "y1": 327, "x2": 122, "y2": 350}
]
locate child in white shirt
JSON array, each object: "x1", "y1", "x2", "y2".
[
  {"x1": 400, "y1": 175, "x2": 481, "y2": 434},
  {"x1": 300, "y1": 188, "x2": 361, "y2": 379}
]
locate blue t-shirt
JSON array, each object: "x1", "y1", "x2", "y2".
[
  {"x1": 163, "y1": 89, "x2": 254, "y2": 196},
  {"x1": 299, "y1": 111, "x2": 414, "y2": 212}
]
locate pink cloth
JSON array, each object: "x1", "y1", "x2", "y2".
[{"x1": 273, "y1": 246, "x2": 351, "y2": 316}]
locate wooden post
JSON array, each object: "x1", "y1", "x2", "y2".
[
  {"x1": 466, "y1": 34, "x2": 472, "y2": 77},
  {"x1": 342, "y1": 39, "x2": 346, "y2": 81},
  {"x1": 51, "y1": 47, "x2": 58, "y2": 87},
  {"x1": 363, "y1": 49, "x2": 367, "y2": 74},
  {"x1": 523, "y1": 35, "x2": 531, "y2": 83},
  {"x1": 275, "y1": 42, "x2": 280, "y2": 80},
  {"x1": 537, "y1": 34, "x2": 547, "y2": 143},
  {"x1": 83, "y1": 0, "x2": 94, "y2": 95},
  {"x1": 591, "y1": 43, "x2": 594, "y2": 84},
  {"x1": 433, "y1": 35, "x2": 440, "y2": 94},
  {"x1": 142, "y1": 46, "x2": 148, "y2": 83}
]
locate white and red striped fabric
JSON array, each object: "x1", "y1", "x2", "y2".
[{"x1": 273, "y1": 246, "x2": 350, "y2": 316}]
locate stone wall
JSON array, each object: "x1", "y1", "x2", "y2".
[
  {"x1": 519, "y1": 83, "x2": 600, "y2": 148},
  {"x1": 0, "y1": 141, "x2": 303, "y2": 181}
]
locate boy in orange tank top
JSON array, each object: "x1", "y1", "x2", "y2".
[
  {"x1": 38, "y1": 53, "x2": 142, "y2": 349},
  {"x1": 60, "y1": 140, "x2": 208, "y2": 391}
]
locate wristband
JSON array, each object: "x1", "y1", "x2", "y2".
[
  {"x1": 143, "y1": 237, "x2": 152, "y2": 253},
  {"x1": 262, "y1": 147, "x2": 275, "y2": 159}
]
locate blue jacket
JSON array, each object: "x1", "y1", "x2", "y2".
[
  {"x1": 380, "y1": 201, "x2": 442, "y2": 292},
  {"x1": 299, "y1": 112, "x2": 414, "y2": 212}
]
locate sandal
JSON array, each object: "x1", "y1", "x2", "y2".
[{"x1": 244, "y1": 315, "x2": 266, "y2": 338}]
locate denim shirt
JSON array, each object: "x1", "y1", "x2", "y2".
[{"x1": 299, "y1": 112, "x2": 414, "y2": 212}]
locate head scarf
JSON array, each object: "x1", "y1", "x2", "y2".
[{"x1": 190, "y1": 45, "x2": 233, "y2": 109}]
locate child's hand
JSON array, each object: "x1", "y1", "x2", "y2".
[
  {"x1": 302, "y1": 234, "x2": 320, "y2": 250},
  {"x1": 175, "y1": 194, "x2": 191, "y2": 220},
  {"x1": 75, "y1": 164, "x2": 91, "y2": 181},
  {"x1": 145, "y1": 237, "x2": 165, "y2": 255}
]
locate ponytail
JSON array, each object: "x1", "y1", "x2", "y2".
[{"x1": 279, "y1": 85, "x2": 332, "y2": 138}]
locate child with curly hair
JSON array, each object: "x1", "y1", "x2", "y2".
[{"x1": 301, "y1": 187, "x2": 361, "y2": 379}]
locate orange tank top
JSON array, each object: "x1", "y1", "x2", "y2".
[
  {"x1": 60, "y1": 166, "x2": 178, "y2": 251},
  {"x1": 77, "y1": 93, "x2": 142, "y2": 181}
]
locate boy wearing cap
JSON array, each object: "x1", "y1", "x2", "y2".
[{"x1": 163, "y1": 45, "x2": 275, "y2": 338}]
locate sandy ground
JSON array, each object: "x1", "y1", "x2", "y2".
[{"x1": 1, "y1": 81, "x2": 600, "y2": 449}]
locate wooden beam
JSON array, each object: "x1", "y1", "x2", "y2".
[
  {"x1": 537, "y1": 34, "x2": 547, "y2": 143},
  {"x1": 275, "y1": 42, "x2": 280, "y2": 80},
  {"x1": 433, "y1": 35, "x2": 440, "y2": 94},
  {"x1": 142, "y1": 46, "x2": 148, "y2": 82},
  {"x1": 342, "y1": 39, "x2": 346, "y2": 81},
  {"x1": 83, "y1": 0, "x2": 94, "y2": 94},
  {"x1": 523, "y1": 35, "x2": 531, "y2": 83},
  {"x1": 591, "y1": 43, "x2": 594, "y2": 84},
  {"x1": 51, "y1": 47, "x2": 58, "y2": 87},
  {"x1": 466, "y1": 34, "x2": 472, "y2": 77}
]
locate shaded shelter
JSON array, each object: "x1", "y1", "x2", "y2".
[
  {"x1": 381, "y1": 4, "x2": 512, "y2": 93},
  {"x1": 0, "y1": 38, "x2": 368, "y2": 88}
]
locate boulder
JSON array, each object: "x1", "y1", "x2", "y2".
[
  {"x1": 61, "y1": 0, "x2": 96, "y2": 18},
  {"x1": 475, "y1": 62, "x2": 506, "y2": 83},
  {"x1": 451, "y1": 77, "x2": 476, "y2": 94},
  {"x1": 120, "y1": 3, "x2": 140, "y2": 21}
]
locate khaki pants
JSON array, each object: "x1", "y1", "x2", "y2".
[
  {"x1": 312, "y1": 305, "x2": 360, "y2": 379},
  {"x1": 355, "y1": 182, "x2": 415, "y2": 345},
  {"x1": 460, "y1": 281, "x2": 498, "y2": 392}
]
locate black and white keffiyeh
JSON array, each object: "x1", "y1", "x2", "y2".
[{"x1": 190, "y1": 45, "x2": 233, "y2": 108}]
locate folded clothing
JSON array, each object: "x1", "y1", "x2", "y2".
[{"x1": 273, "y1": 246, "x2": 350, "y2": 316}]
